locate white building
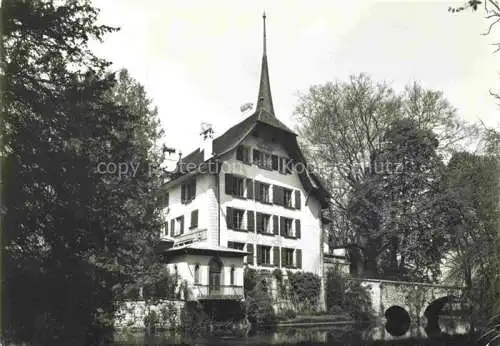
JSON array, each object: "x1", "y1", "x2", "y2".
[{"x1": 159, "y1": 14, "x2": 330, "y2": 304}]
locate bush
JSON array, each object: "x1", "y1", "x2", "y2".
[
  {"x1": 283, "y1": 308, "x2": 296, "y2": 320},
  {"x1": 326, "y1": 267, "x2": 375, "y2": 322},
  {"x1": 143, "y1": 310, "x2": 158, "y2": 331},
  {"x1": 180, "y1": 301, "x2": 209, "y2": 335},
  {"x1": 244, "y1": 267, "x2": 257, "y2": 296},
  {"x1": 287, "y1": 271, "x2": 321, "y2": 311},
  {"x1": 246, "y1": 283, "x2": 277, "y2": 325}
]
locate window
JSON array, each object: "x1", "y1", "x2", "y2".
[
  {"x1": 236, "y1": 145, "x2": 250, "y2": 164},
  {"x1": 194, "y1": 264, "x2": 200, "y2": 284},
  {"x1": 282, "y1": 248, "x2": 295, "y2": 267},
  {"x1": 256, "y1": 212, "x2": 271, "y2": 234},
  {"x1": 181, "y1": 179, "x2": 196, "y2": 204},
  {"x1": 255, "y1": 181, "x2": 270, "y2": 203},
  {"x1": 226, "y1": 207, "x2": 245, "y2": 230},
  {"x1": 230, "y1": 266, "x2": 235, "y2": 285},
  {"x1": 173, "y1": 216, "x2": 184, "y2": 236},
  {"x1": 225, "y1": 174, "x2": 245, "y2": 198},
  {"x1": 228, "y1": 241, "x2": 245, "y2": 250},
  {"x1": 190, "y1": 210, "x2": 198, "y2": 229},
  {"x1": 253, "y1": 149, "x2": 272, "y2": 169},
  {"x1": 257, "y1": 245, "x2": 271, "y2": 265},
  {"x1": 283, "y1": 189, "x2": 293, "y2": 208},
  {"x1": 162, "y1": 222, "x2": 168, "y2": 237},
  {"x1": 280, "y1": 217, "x2": 293, "y2": 237}
]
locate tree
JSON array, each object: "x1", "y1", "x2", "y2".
[
  {"x1": 2, "y1": 1, "x2": 167, "y2": 344},
  {"x1": 294, "y1": 74, "x2": 475, "y2": 253},
  {"x1": 347, "y1": 119, "x2": 445, "y2": 281}
]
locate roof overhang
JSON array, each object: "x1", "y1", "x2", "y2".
[{"x1": 163, "y1": 243, "x2": 249, "y2": 258}]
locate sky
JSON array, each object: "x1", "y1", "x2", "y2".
[{"x1": 90, "y1": 0, "x2": 500, "y2": 166}]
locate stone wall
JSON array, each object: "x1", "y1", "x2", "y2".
[{"x1": 114, "y1": 300, "x2": 185, "y2": 330}]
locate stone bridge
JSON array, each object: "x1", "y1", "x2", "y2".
[{"x1": 349, "y1": 277, "x2": 467, "y2": 336}]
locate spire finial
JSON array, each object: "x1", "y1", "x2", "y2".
[{"x1": 262, "y1": 12, "x2": 267, "y2": 56}]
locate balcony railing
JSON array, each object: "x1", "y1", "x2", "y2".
[
  {"x1": 173, "y1": 228, "x2": 207, "y2": 247},
  {"x1": 192, "y1": 284, "x2": 244, "y2": 300}
]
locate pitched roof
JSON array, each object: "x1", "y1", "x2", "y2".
[{"x1": 166, "y1": 14, "x2": 330, "y2": 207}]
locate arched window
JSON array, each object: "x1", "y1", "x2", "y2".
[
  {"x1": 194, "y1": 264, "x2": 200, "y2": 284},
  {"x1": 208, "y1": 257, "x2": 223, "y2": 295},
  {"x1": 230, "y1": 266, "x2": 235, "y2": 286}
]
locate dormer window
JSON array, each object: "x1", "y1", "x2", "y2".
[
  {"x1": 253, "y1": 149, "x2": 272, "y2": 170},
  {"x1": 236, "y1": 145, "x2": 251, "y2": 164}
]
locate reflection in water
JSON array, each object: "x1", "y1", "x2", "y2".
[{"x1": 114, "y1": 318, "x2": 473, "y2": 345}]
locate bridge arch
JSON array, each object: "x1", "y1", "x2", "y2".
[
  {"x1": 384, "y1": 305, "x2": 411, "y2": 336},
  {"x1": 423, "y1": 295, "x2": 458, "y2": 336}
]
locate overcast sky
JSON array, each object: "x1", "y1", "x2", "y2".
[{"x1": 91, "y1": 0, "x2": 500, "y2": 165}]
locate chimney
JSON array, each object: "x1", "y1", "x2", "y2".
[{"x1": 200, "y1": 123, "x2": 214, "y2": 162}]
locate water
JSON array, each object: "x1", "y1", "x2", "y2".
[{"x1": 113, "y1": 318, "x2": 476, "y2": 345}]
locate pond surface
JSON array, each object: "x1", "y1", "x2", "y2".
[{"x1": 114, "y1": 318, "x2": 476, "y2": 345}]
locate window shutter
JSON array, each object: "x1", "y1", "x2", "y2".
[
  {"x1": 296, "y1": 249, "x2": 302, "y2": 268},
  {"x1": 253, "y1": 149, "x2": 260, "y2": 165},
  {"x1": 243, "y1": 147, "x2": 250, "y2": 164},
  {"x1": 281, "y1": 248, "x2": 286, "y2": 266},
  {"x1": 225, "y1": 174, "x2": 233, "y2": 195},
  {"x1": 255, "y1": 213, "x2": 262, "y2": 233},
  {"x1": 164, "y1": 221, "x2": 169, "y2": 236},
  {"x1": 226, "y1": 207, "x2": 234, "y2": 229},
  {"x1": 279, "y1": 157, "x2": 285, "y2": 174},
  {"x1": 247, "y1": 244, "x2": 254, "y2": 265},
  {"x1": 295, "y1": 190, "x2": 301, "y2": 210},
  {"x1": 236, "y1": 146, "x2": 243, "y2": 161},
  {"x1": 247, "y1": 210, "x2": 254, "y2": 233},
  {"x1": 181, "y1": 184, "x2": 186, "y2": 203},
  {"x1": 295, "y1": 219, "x2": 301, "y2": 239},
  {"x1": 271, "y1": 155, "x2": 279, "y2": 170},
  {"x1": 273, "y1": 215, "x2": 279, "y2": 235},
  {"x1": 246, "y1": 179, "x2": 254, "y2": 199},
  {"x1": 170, "y1": 219, "x2": 175, "y2": 237},
  {"x1": 278, "y1": 186, "x2": 284, "y2": 206},
  {"x1": 273, "y1": 247, "x2": 280, "y2": 266},
  {"x1": 191, "y1": 180, "x2": 197, "y2": 199},
  {"x1": 180, "y1": 216, "x2": 184, "y2": 235},
  {"x1": 191, "y1": 210, "x2": 198, "y2": 228},
  {"x1": 254, "y1": 181, "x2": 261, "y2": 201},
  {"x1": 272, "y1": 185, "x2": 278, "y2": 205},
  {"x1": 279, "y1": 217, "x2": 284, "y2": 236},
  {"x1": 256, "y1": 245, "x2": 262, "y2": 265}
]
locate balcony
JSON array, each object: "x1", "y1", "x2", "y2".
[
  {"x1": 173, "y1": 229, "x2": 208, "y2": 247},
  {"x1": 192, "y1": 284, "x2": 244, "y2": 301}
]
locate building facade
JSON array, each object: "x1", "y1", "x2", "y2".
[{"x1": 158, "y1": 14, "x2": 330, "y2": 306}]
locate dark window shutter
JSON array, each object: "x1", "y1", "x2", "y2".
[
  {"x1": 164, "y1": 221, "x2": 169, "y2": 236},
  {"x1": 247, "y1": 210, "x2": 254, "y2": 233},
  {"x1": 272, "y1": 185, "x2": 278, "y2": 204},
  {"x1": 246, "y1": 179, "x2": 254, "y2": 199},
  {"x1": 243, "y1": 147, "x2": 250, "y2": 164},
  {"x1": 272, "y1": 155, "x2": 279, "y2": 170},
  {"x1": 170, "y1": 219, "x2": 175, "y2": 237},
  {"x1": 279, "y1": 157, "x2": 285, "y2": 174},
  {"x1": 253, "y1": 149, "x2": 260, "y2": 165},
  {"x1": 256, "y1": 245, "x2": 262, "y2": 265},
  {"x1": 181, "y1": 184, "x2": 186, "y2": 203},
  {"x1": 226, "y1": 207, "x2": 234, "y2": 229},
  {"x1": 295, "y1": 219, "x2": 301, "y2": 239},
  {"x1": 273, "y1": 215, "x2": 279, "y2": 235},
  {"x1": 255, "y1": 181, "x2": 261, "y2": 201},
  {"x1": 164, "y1": 192, "x2": 169, "y2": 207},
  {"x1": 279, "y1": 217, "x2": 284, "y2": 236},
  {"x1": 191, "y1": 210, "x2": 198, "y2": 228},
  {"x1": 180, "y1": 216, "x2": 184, "y2": 235},
  {"x1": 236, "y1": 146, "x2": 243, "y2": 161},
  {"x1": 295, "y1": 190, "x2": 301, "y2": 210},
  {"x1": 281, "y1": 247, "x2": 286, "y2": 266},
  {"x1": 278, "y1": 186, "x2": 284, "y2": 206},
  {"x1": 247, "y1": 244, "x2": 254, "y2": 265},
  {"x1": 273, "y1": 247, "x2": 280, "y2": 266},
  {"x1": 296, "y1": 249, "x2": 302, "y2": 268},
  {"x1": 191, "y1": 180, "x2": 197, "y2": 199},
  {"x1": 255, "y1": 213, "x2": 261, "y2": 233},
  {"x1": 225, "y1": 174, "x2": 233, "y2": 195}
]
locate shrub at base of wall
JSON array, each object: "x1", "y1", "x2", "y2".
[{"x1": 114, "y1": 300, "x2": 184, "y2": 331}]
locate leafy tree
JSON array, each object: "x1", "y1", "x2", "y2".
[
  {"x1": 347, "y1": 119, "x2": 445, "y2": 281},
  {"x1": 2, "y1": 1, "x2": 167, "y2": 345},
  {"x1": 294, "y1": 75, "x2": 476, "y2": 250}
]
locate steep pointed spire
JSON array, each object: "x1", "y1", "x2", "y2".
[{"x1": 256, "y1": 12, "x2": 275, "y2": 117}]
